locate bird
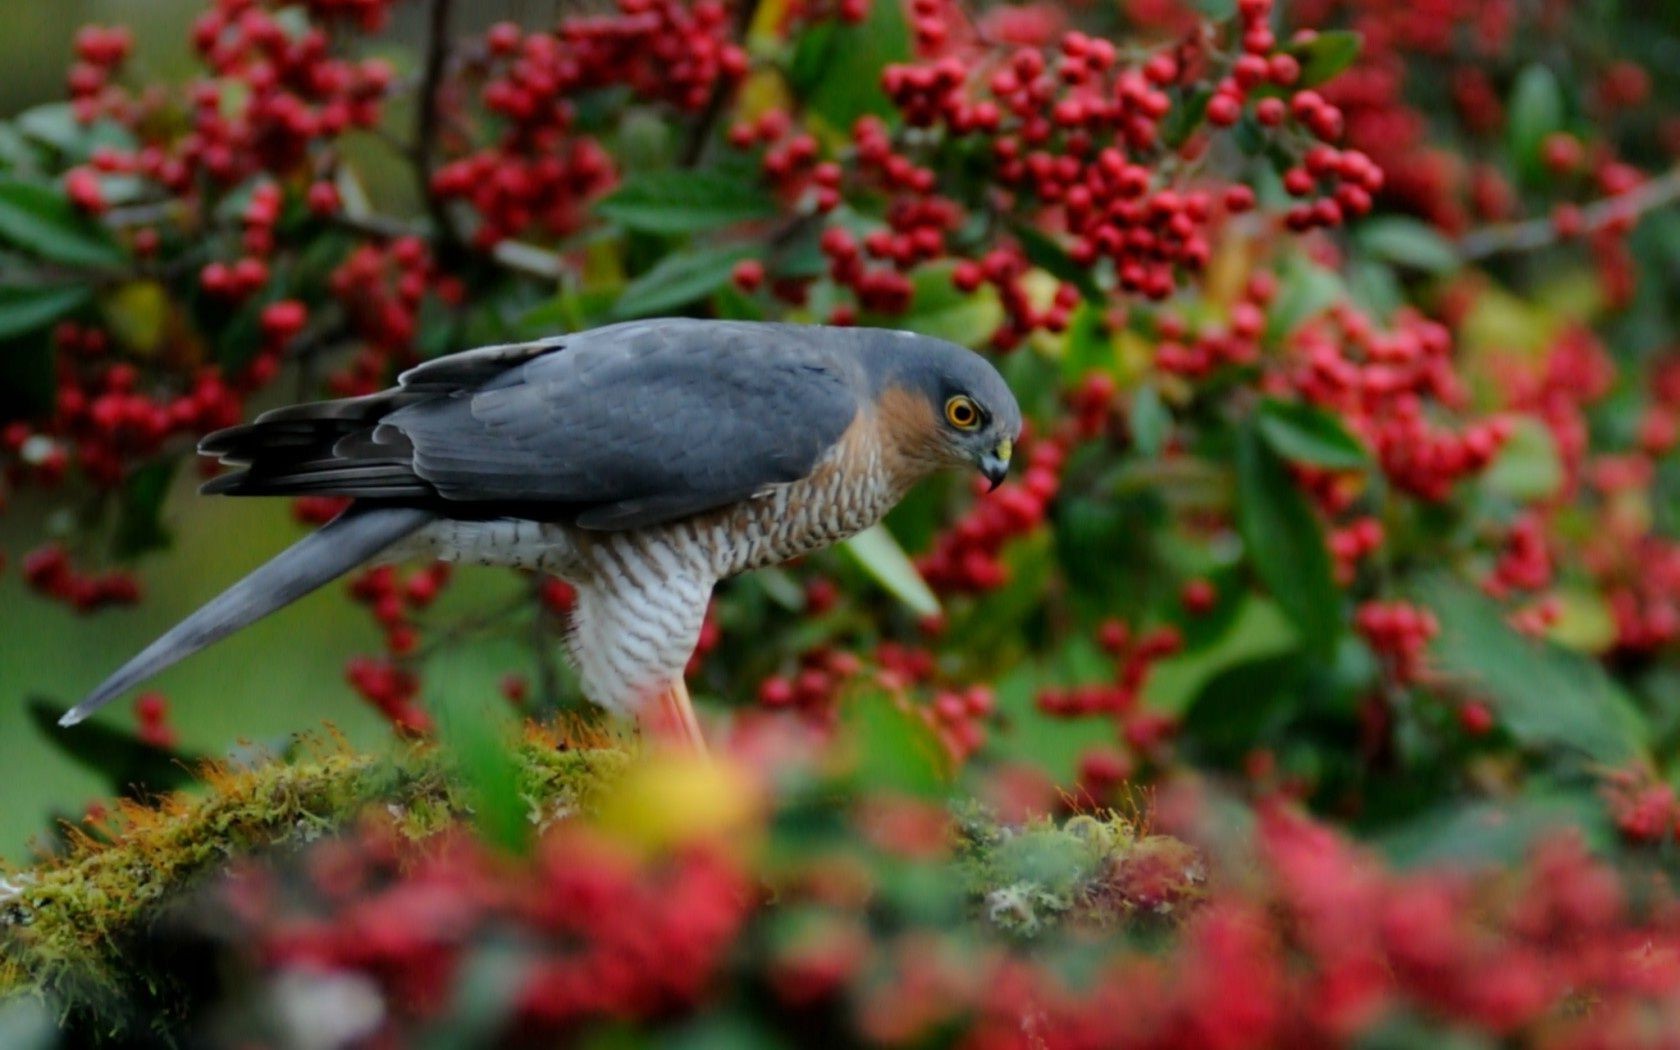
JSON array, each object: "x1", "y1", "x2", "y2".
[{"x1": 59, "y1": 319, "x2": 1022, "y2": 749}]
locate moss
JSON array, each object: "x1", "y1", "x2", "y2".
[
  {"x1": 956, "y1": 805, "x2": 1206, "y2": 937},
  {"x1": 0, "y1": 731, "x2": 628, "y2": 1005}
]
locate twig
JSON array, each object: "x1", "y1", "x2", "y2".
[
  {"x1": 416, "y1": 0, "x2": 463, "y2": 256},
  {"x1": 530, "y1": 575, "x2": 565, "y2": 709},
  {"x1": 1457, "y1": 163, "x2": 1680, "y2": 261},
  {"x1": 679, "y1": 0, "x2": 763, "y2": 167}
]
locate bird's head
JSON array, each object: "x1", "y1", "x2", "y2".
[{"x1": 862, "y1": 329, "x2": 1024, "y2": 491}]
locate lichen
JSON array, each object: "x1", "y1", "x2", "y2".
[
  {"x1": 956, "y1": 804, "x2": 1206, "y2": 936},
  {"x1": 0, "y1": 729, "x2": 628, "y2": 1004}
]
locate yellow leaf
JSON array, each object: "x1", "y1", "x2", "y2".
[
  {"x1": 1546, "y1": 589, "x2": 1618, "y2": 654},
  {"x1": 593, "y1": 752, "x2": 762, "y2": 855},
  {"x1": 100, "y1": 280, "x2": 169, "y2": 357}
]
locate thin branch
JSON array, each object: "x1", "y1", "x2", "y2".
[
  {"x1": 416, "y1": 0, "x2": 463, "y2": 256},
  {"x1": 1457, "y1": 163, "x2": 1680, "y2": 261},
  {"x1": 679, "y1": 0, "x2": 763, "y2": 167}
]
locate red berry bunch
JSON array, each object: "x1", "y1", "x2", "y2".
[
  {"x1": 1289, "y1": 306, "x2": 1508, "y2": 501},
  {"x1": 346, "y1": 561, "x2": 454, "y2": 659},
  {"x1": 1354, "y1": 600, "x2": 1438, "y2": 685},
  {"x1": 1155, "y1": 274, "x2": 1276, "y2": 378},
  {"x1": 133, "y1": 691, "x2": 179, "y2": 749},
  {"x1": 325, "y1": 238, "x2": 462, "y2": 394},
  {"x1": 1483, "y1": 513, "x2": 1552, "y2": 598},
  {"x1": 918, "y1": 431, "x2": 1065, "y2": 594},
  {"x1": 1328, "y1": 516, "x2": 1383, "y2": 585},
  {"x1": 20, "y1": 543, "x2": 141, "y2": 613},
  {"x1": 435, "y1": 1, "x2": 747, "y2": 246},
  {"x1": 183, "y1": 0, "x2": 391, "y2": 184}
]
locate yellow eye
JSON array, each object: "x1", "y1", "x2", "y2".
[{"x1": 945, "y1": 395, "x2": 980, "y2": 429}]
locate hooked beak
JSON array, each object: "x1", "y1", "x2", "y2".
[{"x1": 978, "y1": 438, "x2": 1013, "y2": 491}]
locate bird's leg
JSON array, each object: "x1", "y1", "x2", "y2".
[{"x1": 645, "y1": 677, "x2": 707, "y2": 754}]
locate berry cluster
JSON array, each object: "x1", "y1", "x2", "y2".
[
  {"x1": 238, "y1": 824, "x2": 750, "y2": 1037},
  {"x1": 434, "y1": 2, "x2": 746, "y2": 245},
  {"x1": 1355, "y1": 600, "x2": 1438, "y2": 685},
  {"x1": 20, "y1": 544, "x2": 141, "y2": 614},
  {"x1": 1039, "y1": 619, "x2": 1183, "y2": 780},
  {"x1": 1289, "y1": 306, "x2": 1508, "y2": 501},
  {"x1": 132, "y1": 691, "x2": 178, "y2": 749},
  {"x1": 918, "y1": 431, "x2": 1065, "y2": 594}
]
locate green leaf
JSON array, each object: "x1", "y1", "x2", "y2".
[
  {"x1": 0, "y1": 282, "x2": 89, "y2": 340},
  {"x1": 1256, "y1": 398, "x2": 1370, "y2": 469},
  {"x1": 1483, "y1": 416, "x2": 1563, "y2": 502},
  {"x1": 611, "y1": 243, "x2": 752, "y2": 319},
  {"x1": 1293, "y1": 30, "x2": 1362, "y2": 88},
  {"x1": 795, "y1": 0, "x2": 911, "y2": 132},
  {"x1": 595, "y1": 169, "x2": 778, "y2": 234},
  {"x1": 1508, "y1": 65, "x2": 1564, "y2": 182},
  {"x1": 1379, "y1": 792, "x2": 1611, "y2": 869},
  {"x1": 1356, "y1": 217, "x2": 1460, "y2": 274},
  {"x1": 28, "y1": 697, "x2": 205, "y2": 798},
  {"x1": 429, "y1": 649, "x2": 530, "y2": 854},
  {"x1": 1159, "y1": 88, "x2": 1212, "y2": 149},
  {"x1": 15, "y1": 102, "x2": 135, "y2": 161},
  {"x1": 1009, "y1": 221, "x2": 1103, "y2": 303},
  {"x1": 113, "y1": 459, "x2": 177, "y2": 560},
  {"x1": 1180, "y1": 654, "x2": 1302, "y2": 762},
  {"x1": 1235, "y1": 422, "x2": 1340, "y2": 654},
  {"x1": 0, "y1": 176, "x2": 127, "y2": 269},
  {"x1": 888, "y1": 261, "x2": 1003, "y2": 347},
  {"x1": 841, "y1": 688, "x2": 951, "y2": 797},
  {"x1": 1129, "y1": 384, "x2": 1169, "y2": 459},
  {"x1": 842, "y1": 523, "x2": 941, "y2": 618},
  {"x1": 1263, "y1": 259, "x2": 1343, "y2": 343},
  {"x1": 1416, "y1": 574, "x2": 1647, "y2": 764},
  {"x1": 1060, "y1": 303, "x2": 1111, "y2": 384}
]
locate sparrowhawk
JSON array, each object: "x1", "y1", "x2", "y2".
[{"x1": 61, "y1": 319, "x2": 1022, "y2": 746}]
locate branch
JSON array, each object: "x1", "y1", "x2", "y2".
[
  {"x1": 679, "y1": 0, "x2": 763, "y2": 167},
  {"x1": 416, "y1": 0, "x2": 462, "y2": 256},
  {"x1": 1457, "y1": 164, "x2": 1680, "y2": 261}
]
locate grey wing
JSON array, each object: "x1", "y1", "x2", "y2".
[{"x1": 202, "y1": 320, "x2": 862, "y2": 531}]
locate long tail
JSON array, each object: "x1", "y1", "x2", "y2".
[{"x1": 60, "y1": 504, "x2": 436, "y2": 727}]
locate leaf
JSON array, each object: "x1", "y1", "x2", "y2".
[
  {"x1": 841, "y1": 688, "x2": 951, "y2": 797},
  {"x1": 1415, "y1": 574, "x2": 1647, "y2": 764},
  {"x1": 595, "y1": 169, "x2": 778, "y2": 234},
  {"x1": 888, "y1": 261, "x2": 1003, "y2": 347},
  {"x1": 0, "y1": 176, "x2": 127, "y2": 269},
  {"x1": 1148, "y1": 597, "x2": 1301, "y2": 715},
  {"x1": 1508, "y1": 65, "x2": 1564, "y2": 181},
  {"x1": 796, "y1": 0, "x2": 911, "y2": 131},
  {"x1": 429, "y1": 649, "x2": 530, "y2": 854},
  {"x1": 1357, "y1": 217, "x2": 1460, "y2": 274},
  {"x1": 842, "y1": 523, "x2": 942, "y2": 618},
  {"x1": 1379, "y1": 793, "x2": 1611, "y2": 869},
  {"x1": 1180, "y1": 654, "x2": 1303, "y2": 762},
  {"x1": 101, "y1": 279, "x2": 170, "y2": 354},
  {"x1": 1484, "y1": 416, "x2": 1563, "y2": 502},
  {"x1": 15, "y1": 103, "x2": 135, "y2": 161},
  {"x1": 611, "y1": 243, "x2": 752, "y2": 319},
  {"x1": 1263, "y1": 259, "x2": 1343, "y2": 343},
  {"x1": 1060, "y1": 303, "x2": 1111, "y2": 384},
  {"x1": 1294, "y1": 30, "x2": 1362, "y2": 88},
  {"x1": 113, "y1": 460, "x2": 178, "y2": 560},
  {"x1": 1256, "y1": 398, "x2": 1370, "y2": 469},
  {"x1": 0, "y1": 283, "x2": 89, "y2": 341},
  {"x1": 1009, "y1": 221, "x2": 1103, "y2": 303},
  {"x1": 1159, "y1": 88, "x2": 1212, "y2": 149},
  {"x1": 28, "y1": 697, "x2": 205, "y2": 799},
  {"x1": 1235, "y1": 421, "x2": 1341, "y2": 654},
  {"x1": 1129, "y1": 384, "x2": 1169, "y2": 459}
]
